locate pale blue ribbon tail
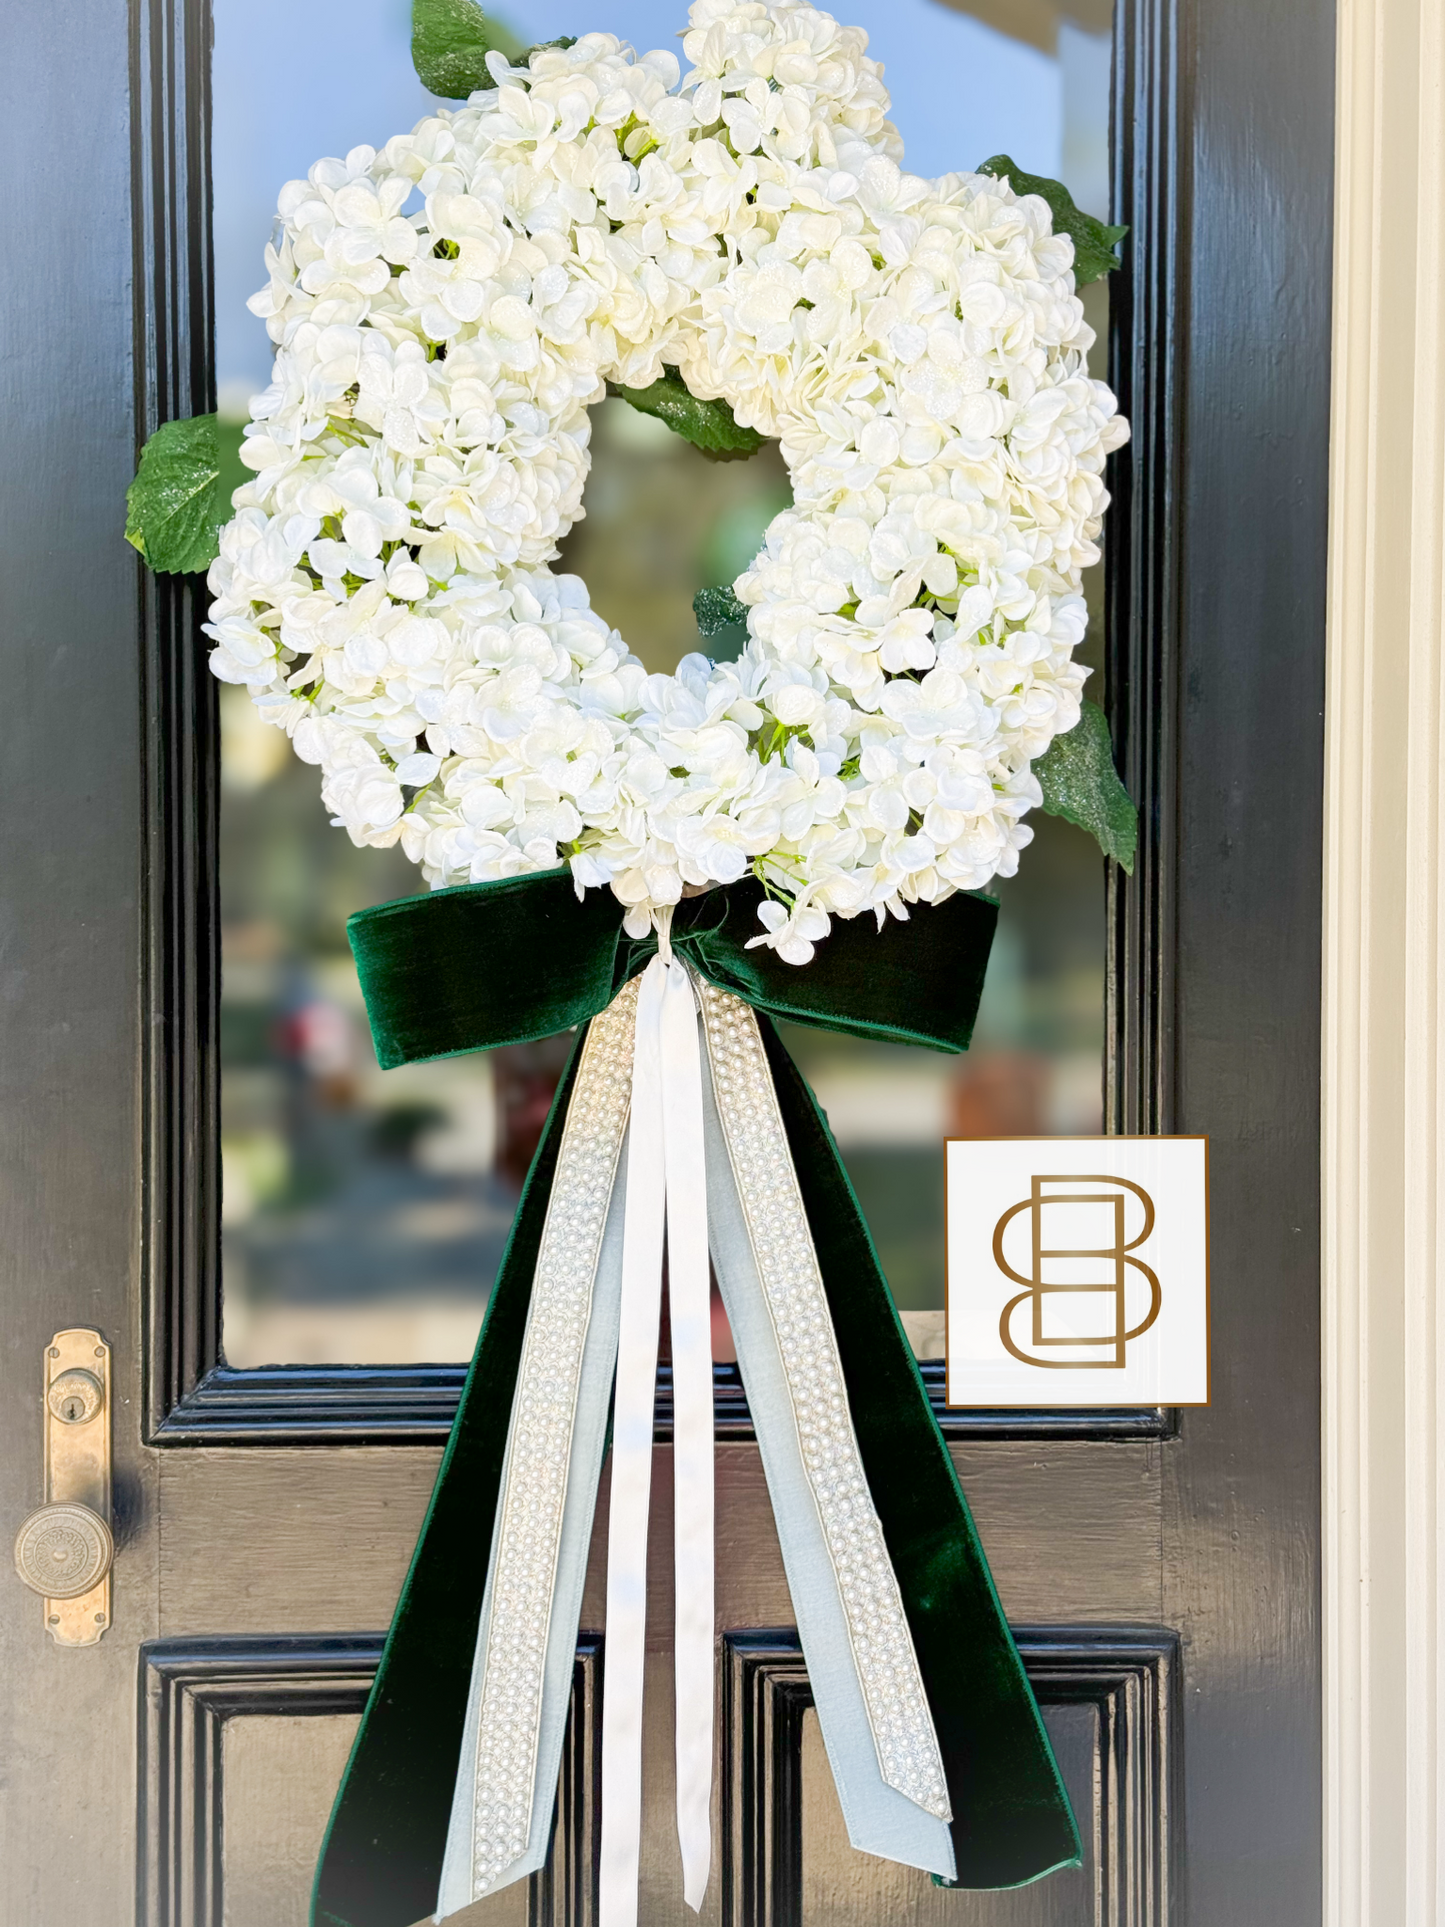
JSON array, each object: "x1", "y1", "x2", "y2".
[{"x1": 698, "y1": 1036, "x2": 957, "y2": 1882}]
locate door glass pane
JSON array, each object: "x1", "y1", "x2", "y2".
[{"x1": 213, "y1": 0, "x2": 1115, "y2": 1367}]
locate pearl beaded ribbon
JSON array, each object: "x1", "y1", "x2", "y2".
[{"x1": 436, "y1": 947, "x2": 953, "y2": 1924}]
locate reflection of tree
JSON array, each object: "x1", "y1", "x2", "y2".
[{"x1": 370, "y1": 1102, "x2": 448, "y2": 1161}]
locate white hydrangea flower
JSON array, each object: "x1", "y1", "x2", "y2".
[{"x1": 205, "y1": 0, "x2": 1128, "y2": 963}]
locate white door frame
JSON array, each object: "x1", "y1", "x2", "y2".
[{"x1": 1325, "y1": 0, "x2": 1445, "y2": 1919}]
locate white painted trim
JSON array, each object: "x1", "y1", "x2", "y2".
[{"x1": 1325, "y1": 0, "x2": 1445, "y2": 1919}]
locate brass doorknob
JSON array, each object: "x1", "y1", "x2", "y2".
[{"x1": 13, "y1": 1503, "x2": 114, "y2": 1600}]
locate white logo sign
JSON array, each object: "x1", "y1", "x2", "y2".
[{"x1": 945, "y1": 1137, "x2": 1209, "y2": 1408}]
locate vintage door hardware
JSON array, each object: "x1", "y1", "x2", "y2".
[{"x1": 11, "y1": 1329, "x2": 113, "y2": 1645}]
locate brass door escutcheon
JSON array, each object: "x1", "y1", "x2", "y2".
[{"x1": 11, "y1": 1330, "x2": 113, "y2": 1645}]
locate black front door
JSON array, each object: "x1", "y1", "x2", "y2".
[{"x1": 0, "y1": 0, "x2": 1330, "y2": 1919}]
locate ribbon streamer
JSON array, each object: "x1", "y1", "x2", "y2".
[
  {"x1": 599, "y1": 938, "x2": 714, "y2": 1924},
  {"x1": 311, "y1": 872, "x2": 1080, "y2": 1927},
  {"x1": 659, "y1": 950, "x2": 716, "y2": 1912}
]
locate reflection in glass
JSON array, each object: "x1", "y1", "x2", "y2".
[
  {"x1": 220, "y1": 687, "x2": 520, "y2": 1365},
  {"x1": 213, "y1": 0, "x2": 1114, "y2": 1366},
  {"x1": 782, "y1": 809, "x2": 1105, "y2": 1361}
]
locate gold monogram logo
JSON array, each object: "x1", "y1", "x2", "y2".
[{"x1": 993, "y1": 1174, "x2": 1162, "y2": 1369}]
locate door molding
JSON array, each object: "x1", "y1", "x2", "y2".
[
  {"x1": 137, "y1": 1636, "x2": 377, "y2": 1927},
  {"x1": 137, "y1": 1633, "x2": 602, "y2": 1927},
  {"x1": 1107, "y1": 0, "x2": 1184, "y2": 1142},
  {"x1": 720, "y1": 1626, "x2": 1178, "y2": 1927},
  {"x1": 1324, "y1": 0, "x2": 1445, "y2": 1918},
  {"x1": 136, "y1": 1627, "x2": 1171, "y2": 1927}
]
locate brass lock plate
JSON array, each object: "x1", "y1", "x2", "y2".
[{"x1": 41, "y1": 1330, "x2": 111, "y2": 1645}]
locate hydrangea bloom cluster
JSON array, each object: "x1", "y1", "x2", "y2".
[{"x1": 205, "y1": 0, "x2": 1127, "y2": 963}]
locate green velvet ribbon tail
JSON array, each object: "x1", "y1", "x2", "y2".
[
  {"x1": 310, "y1": 1030, "x2": 589, "y2": 1927},
  {"x1": 311, "y1": 867, "x2": 1079, "y2": 1925}
]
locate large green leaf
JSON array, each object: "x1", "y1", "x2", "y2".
[
  {"x1": 975, "y1": 154, "x2": 1127, "y2": 285},
  {"x1": 125, "y1": 413, "x2": 226, "y2": 575},
  {"x1": 411, "y1": 0, "x2": 536, "y2": 95},
  {"x1": 412, "y1": 0, "x2": 497, "y2": 97},
  {"x1": 1033, "y1": 697, "x2": 1137, "y2": 870},
  {"x1": 693, "y1": 584, "x2": 749, "y2": 636},
  {"x1": 607, "y1": 366, "x2": 765, "y2": 457}
]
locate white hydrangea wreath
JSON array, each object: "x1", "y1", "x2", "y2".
[{"x1": 203, "y1": 0, "x2": 1128, "y2": 964}]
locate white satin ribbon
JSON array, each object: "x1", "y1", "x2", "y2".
[
  {"x1": 599, "y1": 931, "x2": 714, "y2": 1927},
  {"x1": 661, "y1": 955, "x2": 716, "y2": 1910}
]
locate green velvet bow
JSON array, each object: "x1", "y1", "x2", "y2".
[{"x1": 312, "y1": 871, "x2": 1080, "y2": 1927}]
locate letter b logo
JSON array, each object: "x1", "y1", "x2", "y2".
[{"x1": 993, "y1": 1174, "x2": 1162, "y2": 1370}]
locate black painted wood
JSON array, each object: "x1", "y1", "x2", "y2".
[
  {"x1": 0, "y1": 0, "x2": 177, "y2": 1912},
  {"x1": 1143, "y1": 0, "x2": 1330, "y2": 1912},
  {"x1": 139, "y1": 1634, "x2": 602, "y2": 1927},
  {"x1": 135, "y1": 0, "x2": 223, "y2": 1449},
  {"x1": 148, "y1": 1356, "x2": 1170, "y2": 1446},
  {"x1": 138, "y1": 1637, "x2": 377, "y2": 1927},
  {"x1": 1107, "y1": 0, "x2": 1183, "y2": 1142},
  {"x1": 721, "y1": 1631, "x2": 813, "y2": 1927},
  {"x1": 139, "y1": 1626, "x2": 1173, "y2": 1927},
  {"x1": 530, "y1": 1635, "x2": 604, "y2": 1927},
  {"x1": 720, "y1": 1627, "x2": 1177, "y2": 1927}
]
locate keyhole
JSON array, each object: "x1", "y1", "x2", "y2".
[{"x1": 48, "y1": 1369, "x2": 102, "y2": 1424}]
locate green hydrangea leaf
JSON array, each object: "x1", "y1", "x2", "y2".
[
  {"x1": 412, "y1": 0, "x2": 498, "y2": 97},
  {"x1": 976, "y1": 154, "x2": 1128, "y2": 284},
  {"x1": 607, "y1": 366, "x2": 765, "y2": 457},
  {"x1": 694, "y1": 584, "x2": 749, "y2": 636},
  {"x1": 1033, "y1": 697, "x2": 1137, "y2": 871},
  {"x1": 125, "y1": 413, "x2": 226, "y2": 575}
]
